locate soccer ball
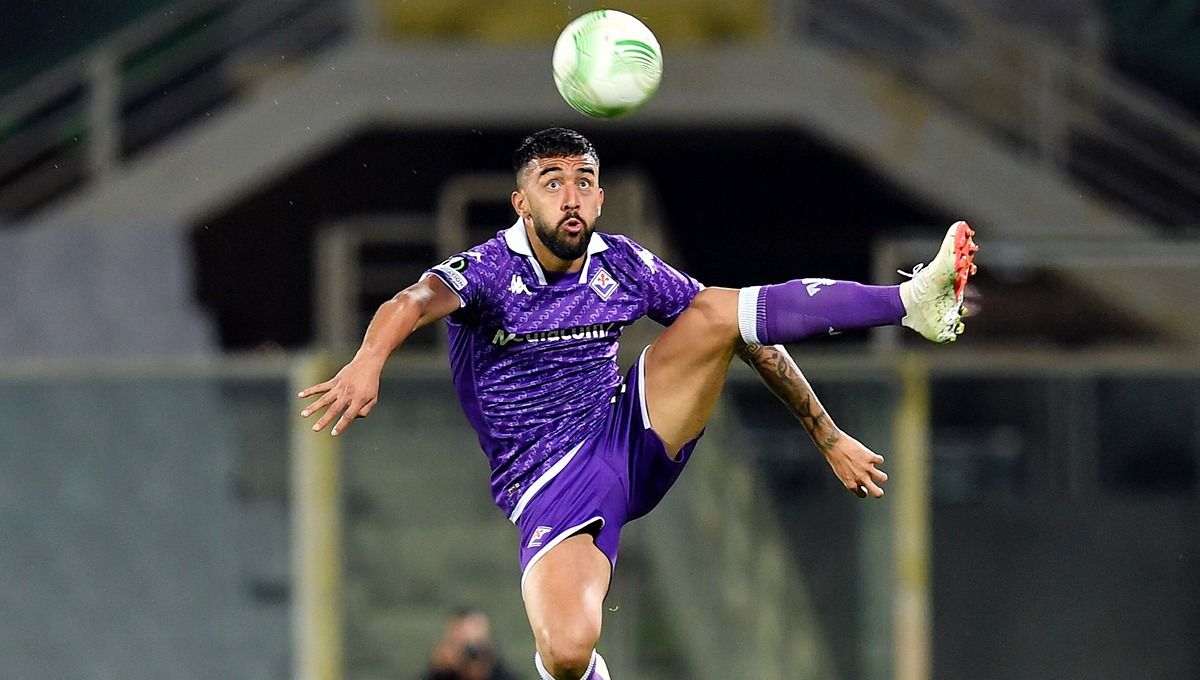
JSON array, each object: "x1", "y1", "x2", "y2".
[{"x1": 552, "y1": 10, "x2": 663, "y2": 118}]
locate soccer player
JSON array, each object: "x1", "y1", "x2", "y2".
[{"x1": 299, "y1": 128, "x2": 977, "y2": 680}]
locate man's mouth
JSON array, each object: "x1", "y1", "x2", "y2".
[{"x1": 560, "y1": 216, "x2": 584, "y2": 236}]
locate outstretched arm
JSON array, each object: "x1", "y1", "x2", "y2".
[
  {"x1": 736, "y1": 343, "x2": 889, "y2": 498},
  {"x1": 298, "y1": 276, "x2": 461, "y2": 436}
]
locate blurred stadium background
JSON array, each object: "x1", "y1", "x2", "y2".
[{"x1": 2, "y1": 0, "x2": 1198, "y2": 678}]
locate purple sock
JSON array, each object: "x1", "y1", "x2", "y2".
[{"x1": 737, "y1": 279, "x2": 905, "y2": 345}]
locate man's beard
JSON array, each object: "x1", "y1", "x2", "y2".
[{"x1": 532, "y1": 213, "x2": 593, "y2": 261}]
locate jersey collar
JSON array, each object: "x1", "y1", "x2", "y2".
[{"x1": 503, "y1": 219, "x2": 608, "y2": 285}]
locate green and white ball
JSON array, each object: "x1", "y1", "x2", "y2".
[{"x1": 552, "y1": 10, "x2": 663, "y2": 118}]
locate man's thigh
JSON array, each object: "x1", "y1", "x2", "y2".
[
  {"x1": 643, "y1": 287, "x2": 741, "y2": 454},
  {"x1": 517, "y1": 474, "x2": 615, "y2": 661},
  {"x1": 620, "y1": 347, "x2": 701, "y2": 521}
]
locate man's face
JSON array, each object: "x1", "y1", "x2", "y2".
[{"x1": 513, "y1": 154, "x2": 604, "y2": 264}]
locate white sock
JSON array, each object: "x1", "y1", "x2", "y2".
[
  {"x1": 534, "y1": 650, "x2": 610, "y2": 680},
  {"x1": 534, "y1": 651, "x2": 554, "y2": 680},
  {"x1": 737, "y1": 285, "x2": 764, "y2": 345},
  {"x1": 590, "y1": 652, "x2": 610, "y2": 679}
]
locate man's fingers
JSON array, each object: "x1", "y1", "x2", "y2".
[
  {"x1": 334, "y1": 399, "x2": 374, "y2": 435},
  {"x1": 300, "y1": 391, "x2": 337, "y2": 418},
  {"x1": 852, "y1": 472, "x2": 885, "y2": 499},
  {"x1": 313, "y1": 400, "x2": 348, "y2": 432},
  {"x1": 297, "y1": 381, "x2": 332, "y2": 399},
  {"x1": 331, "y1": 409, "x2": 359, "y2": 437},
  {"x1": 870, "y1": 466, "x2": 889, "y2": 483},
  {"x1": 358, "y1": 398, "x2": 377, "y2": 417}
]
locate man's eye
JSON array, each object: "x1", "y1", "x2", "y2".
[
  {"x1": 579, "y1": 179, "x2": 591, "y2": 189},
  {"x1": 546, "y1": 180, "x2": 561, "y2": 189}
]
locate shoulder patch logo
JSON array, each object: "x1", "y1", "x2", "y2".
[
  {"x1": 432, "y1": 263, "x2": 468, "y2": 291},
  {"x1": 444, "y1": 255, "x2": 470, "y2": 273},
  {"x1": 432, "y1": 255, "x2": 472, "y2": 291},
  {"x1": 589, "y1": 268, "x2": 619, "y2": 300},
  {"x1": 528, "y1": 525, "x2": 554, "y2": 549}
]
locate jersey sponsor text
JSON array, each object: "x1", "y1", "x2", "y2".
[{"x1": 491, "y1": 322, "x2": 617, "y2": 346}]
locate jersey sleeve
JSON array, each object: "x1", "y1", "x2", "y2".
[
  {"x1": 421, "y1": 248, "x2": 499, "y2": 310},
  {"x1": 627, "y1": 241, "x2": 702, "y2": 326}
]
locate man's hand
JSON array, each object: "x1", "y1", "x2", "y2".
[
  {"x1": 820, "y1": 430, "x2": 888, "y2": 498},
  {"x1": 296, "y1": 276, "x2": 461, "y2": 436},
  {"x1": 298, "y1": 357, "x2": 384, "y2": 436},
  {"x1": 736, "y1": 343, "x2": 890, "y2": 499}
]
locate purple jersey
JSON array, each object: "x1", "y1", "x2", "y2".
[{"x1": 422, "y1": 220, "x2": 702, "y2": 516}]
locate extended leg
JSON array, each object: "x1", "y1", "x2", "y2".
[
  {"x1": 645, "y1": 222, "x2": 977, "y2": 453},
  {"x1": 646, "y1": 277, "x2": 912, "y2": 453},
  {"x1": 523, "y1": 534, "x2": 612, "y2": 680}
]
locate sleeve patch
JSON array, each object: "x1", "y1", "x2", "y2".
[{"x1": 432, "y1": 263, "x2": 469, "y2": 291}]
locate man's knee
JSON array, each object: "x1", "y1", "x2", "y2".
[
  {"x1": 536, "y1": 624, "x2": 599, "y2": 678},
  {"x1": 681, "y1": 287, "x2": 740, "y2": 340}
]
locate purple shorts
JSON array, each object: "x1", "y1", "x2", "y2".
[{"x1": 511, "y1": 348, "x2": 701, "y2": 587}]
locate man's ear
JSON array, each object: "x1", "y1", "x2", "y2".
[{"x1": 511, "y1": 190, "x2": 528, "y2": 218}]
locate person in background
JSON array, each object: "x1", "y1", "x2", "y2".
[{"x1": 423, "y1": 608, "x2": 518, "y2": 680}]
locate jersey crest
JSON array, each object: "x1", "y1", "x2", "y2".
[{"x1": 589, "y1": 267, "x2": 619, "y2": 300}]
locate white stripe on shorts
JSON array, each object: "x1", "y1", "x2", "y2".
[
  {"x1": 637, "y1": 345, "x2": 652, "y2": 430},
  {"x1": 508, "y1": 439, "x2": 586, "y2": 524}
]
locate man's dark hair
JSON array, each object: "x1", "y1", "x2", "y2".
[{"x1": 512, "y1": 128, "x2": 598, "y2": 178}]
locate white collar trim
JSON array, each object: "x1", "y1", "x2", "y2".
[{"x1": 502, "y1": 219, "x2": 609, "y2": 284}]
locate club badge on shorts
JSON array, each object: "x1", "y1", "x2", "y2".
[{"x1": 528, "y1": 525, "x2": 554, "y2": 549}]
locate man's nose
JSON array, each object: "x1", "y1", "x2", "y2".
[{"x1": 561, "y1": 185, "x2": 580, "y2": 210}]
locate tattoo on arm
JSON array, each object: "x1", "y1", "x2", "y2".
[{"x1": 737, "y1": 343, "x2": 841, "y2": 451}]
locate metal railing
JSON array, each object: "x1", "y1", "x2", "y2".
[
  {"x1": 789, "y1": 0, "x2": 1200, "y2": 231},
  {"x1": 0, "y1": 0, "x2": 349, "y2": 223},
  {"x1": 6, "y1": 0, "x2": 1200, "y2": 234}
]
